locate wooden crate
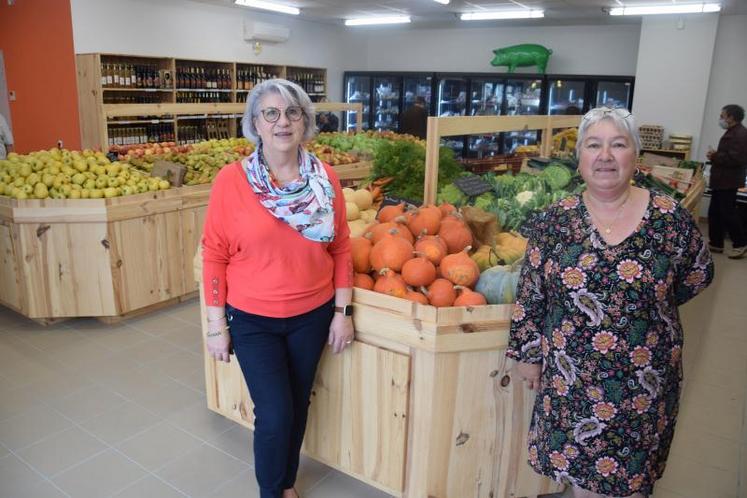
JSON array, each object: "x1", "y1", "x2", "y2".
[
  {"x1": 0, "y1": 184, "x2": 210, "y2": 321},
  {"x1": 195, "y1": 254, "x2": 562, "y2": 498}
]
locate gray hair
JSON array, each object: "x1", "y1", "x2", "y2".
[
  {"x1": 241, "y1": 78, "x2": 317, "y2": 143},
  {"x1": 575, "y1": 107, "x2": 641, "y2": 157}
]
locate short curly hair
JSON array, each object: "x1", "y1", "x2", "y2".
[
  {"x1": 722, "y1": 104, "x2": 745, "y2": 123},
  {"x1": 241, "y1": 78, "x2": 317, "y2": 143}
]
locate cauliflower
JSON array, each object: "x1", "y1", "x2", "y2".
[{"x1": 515, "y1": 190, "x2": 535, "y2": 207}]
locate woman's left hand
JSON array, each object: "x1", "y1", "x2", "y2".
[{"x1": 328, "y1": 313, "x2": 354, "y2": 354}]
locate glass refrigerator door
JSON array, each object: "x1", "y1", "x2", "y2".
[
  {"x1": 373, "y1": 76, "x2": 400, "y2": 132},
  {"x1": 345, "y1": 76, "x2": 371, "y2": 131},
  {"x1": 504, "y1": 78, "x2": 542, "y2": 153},
  {"x1": 596, "y1": 80, "x2": 633, "y2": 109},
  {"x1": 548, "y1": 79, "x2": 586, "y2": 115},
  {"x1": 403, "y1": 76, "x2": 432, "y2": 113},
  {"x1": 438, "y1": 78, "x2": 467, "y2": 157},
  {"x1": 467, "y1": 79, "x2": 504, "y2": 158}
]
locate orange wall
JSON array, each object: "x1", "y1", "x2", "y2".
[{"x1": 0, "y1": 0, "x2": 81, "y2": 153}]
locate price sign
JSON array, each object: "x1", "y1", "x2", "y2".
[
  {"x1": 378, "y1": 195, "x2": 420, "y2": 211},
  {"x1": 453, "y1": 175, "x2": 493, "y2": 197}
]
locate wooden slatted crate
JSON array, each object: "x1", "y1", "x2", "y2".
[{"x1": 195, "y1": 252, "x2": 562, "y2": 498}]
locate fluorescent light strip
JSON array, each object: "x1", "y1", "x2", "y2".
[
  {"x1": 345, "y1": 16, "x2": 411, "y2": 26},
  {"x1": 609, "y1": 3, "x2": 721, "y2": 15},
  {"x1": 234, "y1": 0, "x2": 300, "y2": 15},
  {"x1": 433, "y1": 0, "x2": 450, "y2": 4},
  {"x1": 460, "y1": 10, "x2": 544, "y2": 21}
]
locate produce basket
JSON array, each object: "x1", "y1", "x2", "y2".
[{"x1": 461, "y1": 154, "x2": 524, "y2": 175}]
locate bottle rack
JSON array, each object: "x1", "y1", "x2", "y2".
[{"x1": 76, "y1": 54, "x2": 328, "y2": 150}]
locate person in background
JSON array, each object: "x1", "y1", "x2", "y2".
[
  {"x1": 706, "y1": 104, "x2": 747, "y2": 259},
  {"x1": 315, "y1": 97, "x2": 339, "y2": 133},
  {"x1": 400, "y1": 95, "x2": 428, "y2": 139},
  {"x1": 565, "y1": 105, "x2": 582, "y2": 115},
  {"x1": 509, "y1": 107, "x2": 713, "y2": 498},
  {"x1": 201, "y1": 79, "x2": 354, "y2": 498},
  {"x1": 0, "y1": 113, "x2": 14, "y2": 160}
]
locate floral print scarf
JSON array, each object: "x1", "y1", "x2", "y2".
[{"x1": 243, "y1": 144, "x2": 335, "y2": 242}]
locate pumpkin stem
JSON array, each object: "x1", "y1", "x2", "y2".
[
  {"x1": 420, "y1": 286, "x2": 430, "y2": 296},
  {"x1": 463, "y1": 245, "x2": 473, "y2": 253},
  {"x1": 393, "y1": 215, "x2": 408, "y2": 224},
  {"x1": 379, "y1": 267, "x2": 392, "y2": 276}
]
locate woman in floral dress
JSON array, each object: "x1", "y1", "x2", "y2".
[{"x1": 507, "y1": 107, "x2": 714, "y2": 498}]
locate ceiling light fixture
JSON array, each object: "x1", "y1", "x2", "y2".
[
  {"x1": 609, "y1": 3, "x2": 720, "y2": 15},
  {"x1": 433, "y1": 0, "x2": 450, "y2": 4},
  {"x1": 344, "y1": 16, "x2": 412, "y2": 26},
  {"x1": 234, "y1": 0, "x2": 300, "y2": 15},
  {"x1": 460, "y1": 10, "x2": 544, "y2": 21}
]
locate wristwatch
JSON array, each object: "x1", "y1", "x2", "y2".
[{"x1": 334, "y1": 304, "x2": 353, "y2": 317}]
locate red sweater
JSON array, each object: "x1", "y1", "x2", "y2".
[{"x1": 201, "y1": 161, "x2": 352, "y2": 318}]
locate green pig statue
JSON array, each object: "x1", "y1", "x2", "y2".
[{"x1": 490, "y1": 44, "x2": 553, "y2": 73}]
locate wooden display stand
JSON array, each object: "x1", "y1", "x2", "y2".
[
  {"x1": 0, "y1": 185, "x2": 210, "y2": 322},
  {"x1": 76, "y1": 53, "x2": 332, "y2": 151},
  {"x1": 423, "y1": 115, "x2": 581, "y2": 203},
  {"x1": 195, "y1": 254, "x2": 562, "y2": 498}
]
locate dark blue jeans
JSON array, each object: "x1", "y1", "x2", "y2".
[{"x1": 226, "y1": 300, "x2": 333, "y2": 498}]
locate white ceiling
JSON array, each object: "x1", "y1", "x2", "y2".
[{"x1": 219, "y1": 0, "x2": 747, "y2": 26}]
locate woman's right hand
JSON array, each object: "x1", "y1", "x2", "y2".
[{"x1": 515, "y1": 361, "x2": 542, "y2": 390}]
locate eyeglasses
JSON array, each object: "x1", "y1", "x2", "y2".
[
  {"x1": 582, "y1": 107, "x2": 632, "y2": 122},
  {"x1": 259, "y1": 106, "x2": 305, "y2": 123}
]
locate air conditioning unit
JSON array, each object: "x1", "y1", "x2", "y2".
[{"x1": 243, "y1": 21, "x2": 290, "y2": 43}]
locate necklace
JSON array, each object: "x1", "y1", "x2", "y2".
[{"x1": 586, "y1": 190, "x2": 632, "y2": 235}]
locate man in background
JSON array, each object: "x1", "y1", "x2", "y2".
[
  {"x1": 400, "y1": 96, "x2": 428, "y2": 139},
  {"x1": 0, "y1": 112, "x2": 13, "y2": 160},
  {"x1": 707, "y1": 104, "x2": 747, "y2": 259},
  {"x1": 315, "y1": 97, "x2": 339, "y2": 133}
]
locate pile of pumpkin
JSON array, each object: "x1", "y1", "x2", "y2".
[{"x1": 350, "y1": 202, "x2": 525, "y2": 307}]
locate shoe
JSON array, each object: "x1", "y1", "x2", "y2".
[
  {"x1": 728, "y1": 246, "x2": 747, "y2": 259},
  {"x1": 708, "y1": 244, "x2": 724, "y2": 253}
]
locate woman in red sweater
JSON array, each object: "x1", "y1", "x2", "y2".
[{"x1": 201, "y1": 79, "x2": 353, "y2": 498}]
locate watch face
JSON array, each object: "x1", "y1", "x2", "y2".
[{"x1": 344, "y1": 305, "x2": 353, "y2": 316}]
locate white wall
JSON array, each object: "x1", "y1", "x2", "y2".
[
  {"x1": 697, "y1": 15, "x2": 747, "y2": 161},
  {"x1": 632, "y1": 14, "x2": 719, "y2": 157},
  {"x1": 352, "y1": 24, "x2": 641, "y2": 76},
  {"x1": 70, "y1": 0, "x2": 366, "y2": 102}
]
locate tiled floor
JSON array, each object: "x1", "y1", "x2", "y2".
[{"x1": 0, "y1": 253, "x2": 745, "y2": 497}]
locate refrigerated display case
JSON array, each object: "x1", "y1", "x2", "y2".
[
  {"x1": 403, "y1": 76, "x2": 433, "y2": 113},
  {"x1": 345, "y1": 75, "x2": 371, "y2": 131},
  {"x1": 467, "y1": 78, "x2": 504, "y2": 157},
  {"x1": 437, "y1": 78, "x2": 467, "y2": 117},
  {"x1": 503, "y1": 78, "x2": 543, "y2": 153},
  {"x1": 547, "y1": 78, "x2": 587, "y2": 115},
  {"x1": 594, "y1": 79, "x2": 634, "y2": 109},
  {"x1": 373, "y1": 76, "x2": 400, "y2": 131}
]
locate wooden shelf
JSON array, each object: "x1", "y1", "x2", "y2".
[
  {"x1": 107, "y1": 118, "x2": 175, "y2": 125},
  {"x1": 103, "y1": 87, "x2": 173, "y2": 92},
  {"x1": 76, "y1": 53, "x2": 330, "y2": 149}
]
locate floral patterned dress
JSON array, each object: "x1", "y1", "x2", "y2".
[{"x1": 507, "y1": 190, "x2": 714, "y2": 497}]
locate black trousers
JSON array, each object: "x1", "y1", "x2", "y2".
[
  {"x1": 226, "y1": 299, "x2": 333, "y2": 498},
  {"x1": 708, "y1": 188, "x2": 746, "y2": 248}
]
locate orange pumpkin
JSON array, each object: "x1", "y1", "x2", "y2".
[
  {"x1": 404, "y1": 287, "x2": 429, "y2": 304},
  {"x1": 439, "y1": 203, "x2": 457, "y2": 217},
  {"x1": 369, "y1": 236, "x2": 414, "y2": 272},
  {"x1": 377, "y1": 203, "x2": 406, "y2": 223},
  {"x1": 440, "y1": 247, "x2": 480, "y2": 288},
  {"x1": 374, "y1": 269, "x2": 407, "y2": 298},
  {"x1": 414, "y1": 235, "x2": 448, "y2": 266},
  {"x1": 423, "y1": 278, "x2": 457, "y2": 307},
  {"x1": 438, "y1": 215, "x2": 473, "y2": 254},
  {"x1": 406, "y1": 205, "x2": 442, "y2": 237},
  {"x1": 401, "y1": 256, "x2": 437, "y2": 287},
  {"x1": 454, "y1": 286, "x2": 488, "y2": 306},
  {"x1": 350, "y1": 237, "x2": 372, "y2": 273},
  {"x1": 354, "y1": 272, "x2": 374, "y2": 290},
  {"x1": 365, "y1": 222, "x2": 414, "y2": 245}
]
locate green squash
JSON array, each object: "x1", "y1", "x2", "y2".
[{"x1": 475, "y1": 264, "x2": 521, "y2": 304}]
